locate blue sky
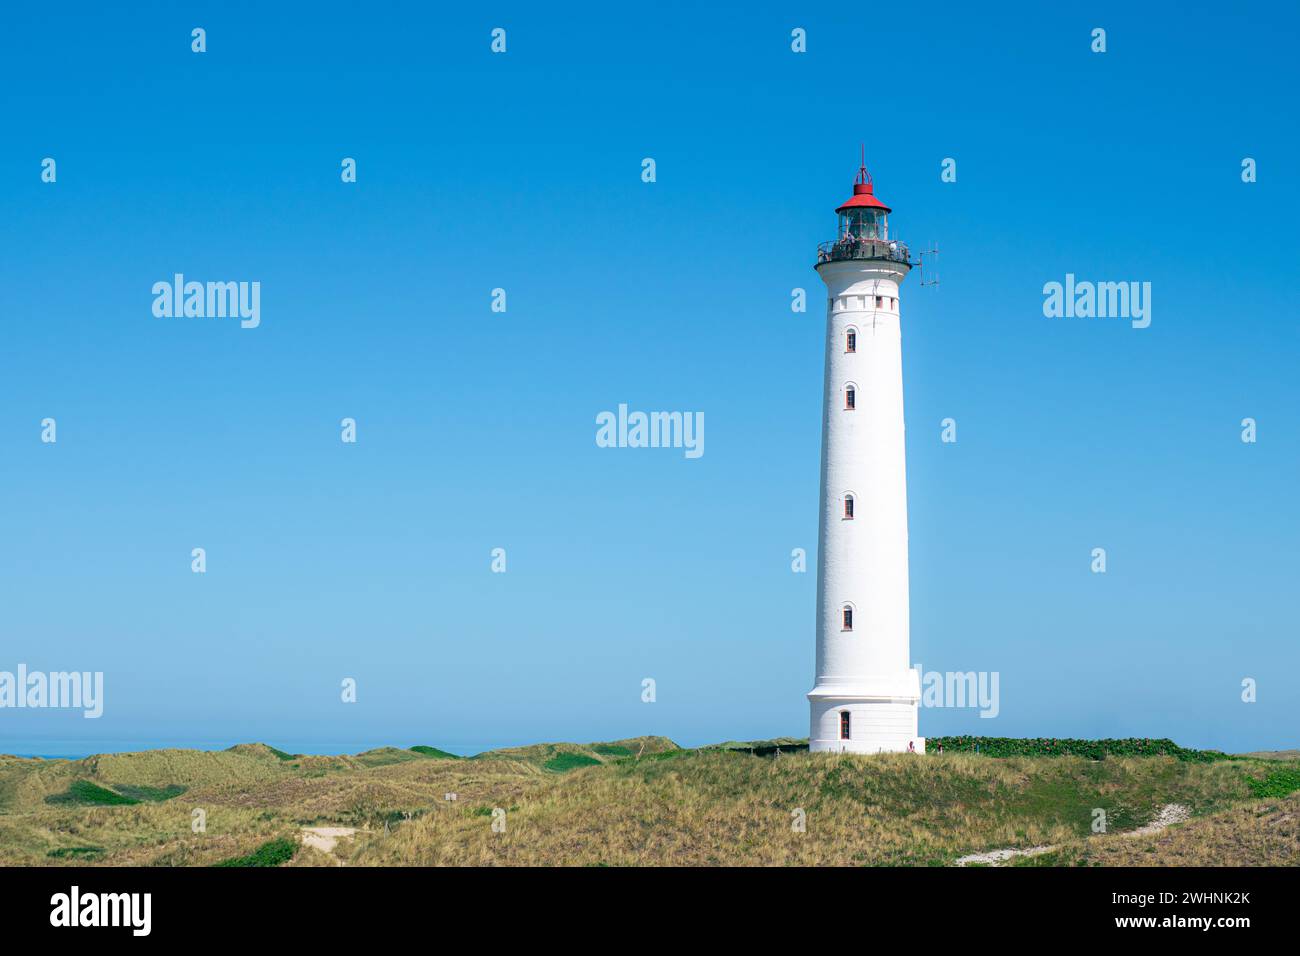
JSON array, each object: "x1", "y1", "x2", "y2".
[{"x1": 2, "y1": 1, "x2": 1297, "y2": 756}]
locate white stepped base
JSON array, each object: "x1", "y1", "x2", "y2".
[
  {"x1": 808, "y1": 689, "x2": 922, "y2": 754},
  {"x1": 810, "y1": 735, "x2": 926, "y2": 754}
]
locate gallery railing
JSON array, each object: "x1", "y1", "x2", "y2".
[{"x1": 816, "y1": 237, "x2": 912, "y2": 266}]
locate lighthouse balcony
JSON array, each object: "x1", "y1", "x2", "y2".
[{"x1": 816, "y1": 237, "x2": 911, "y2": 266}]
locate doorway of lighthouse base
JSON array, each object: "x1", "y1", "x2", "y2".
[{"x1": 811, "y1": 697, "x2": 921, "y2": 752}]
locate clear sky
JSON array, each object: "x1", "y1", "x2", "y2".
[{"x1": 2, "y1": 1, "x2": 1297, "y2": 756}]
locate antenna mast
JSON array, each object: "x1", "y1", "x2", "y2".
[{"x1": 919, "y1": 243, "x2": 940, "y2": 287}]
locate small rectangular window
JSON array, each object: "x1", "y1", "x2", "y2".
[
  {"x1": 840, "y1": 711, "x2": 851, "y2": 740},
  {"x1": 845, "y1": 389, "x2": 855, "y2": 410},
  {"x1": 844, "y1": 497, "x2": 854, "y2": 519},
  {"x1": 876, "y1": 296, "x2": 883, "y2": 309},
  {"x1": 846, "y1": 331, "x2": 856, "y2": 352},
  {"x1": 842, "y1": 607, "x2": 853, "y2": 630}
]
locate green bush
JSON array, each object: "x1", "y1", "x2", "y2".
[
  {"x1": 1246, "y1": 767, "x2": 1300, "y2": 798},
  {"x1": 47, "y1": 846, "x2": 105, "y2": 859},
  {"x1": 543, "y1": 753, "x2": 601, "y2": 773},
  {"x1": 114, "y1": 784, "x2": 187, "y2": 802},
  {"x1": 409, "y1": 745, "x2": 460, "y2": 759},
  {"x1": 926, "y1": 737, "x2": 1230, "y2": 762},
  {"x1": 45, "y1": 780, "x2": 139, "y2": 806},
  {"x1": 212, "y1": 838, "x2": 298, "y2": 867}
]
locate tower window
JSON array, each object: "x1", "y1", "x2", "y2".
[
  {"x1": 876, "y1": 296, "x2": 883, "y2": 309},
  {"x1": 845, "y1": 386, "x2": 856, "y2": 410},
  {"x1": 843, "y1": 494, "x2": 855, "y2": 519},
  {"x1": 841, "y1": 605, "x2": 853, "y2": 630},
  {"x1": 845, "y1": 329, "x2": 856, "y2": 353},
  {"x1": 840, "y1": 711, "x2": 851, "y2": 740},
  {"x1": 891, "y1": 297, "x2": 897, "y2": 310}
]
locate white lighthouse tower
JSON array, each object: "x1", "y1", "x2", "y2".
[{"x1": 808, "y1": 159, "x2": 924, "y2": 754}]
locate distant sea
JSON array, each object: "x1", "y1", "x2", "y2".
[{"x1": 0, "y1": 739, "x2": 494, "y2": 759}]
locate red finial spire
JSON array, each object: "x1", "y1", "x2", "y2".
[
  {"x1": 855, "y1": 144, "x2": 872, "y2": 190},
  {"x1": 835, "y1": 146, "x2": 891, "y2": 213}
]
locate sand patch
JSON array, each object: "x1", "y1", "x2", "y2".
[{"x1": 301, "y1": 826, "x2": 358, "y2": 854}]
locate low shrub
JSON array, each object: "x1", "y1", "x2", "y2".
[
  {"x1": 47, "y1": 846, "x2": 105, "y2": 859},
  {"x1": 45, "y1": 780, "x2": 139, "y2": 806},
  {"x1": 114, "y1": 784, "x2": 187, "y2": 802},
  {"x1": 543, "y1": 753, "x2": 601, "y2": 773},
  {"x1": 927, "y1": 737, "x2": 1230, "y2": 762},
  {"x1": 1246, "y1": 767, "x2": 1300, "y2": 798},
  {"x1": 212, "y1": 838, "x2": 297, "y2": 867},
  {"x1": 409, "y1": 745, "x2": 460, "y2": 759}
]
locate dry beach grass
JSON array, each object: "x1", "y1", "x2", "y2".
[{"x1": 1, "y1": 738, "x2": 1295, "y2": 867}]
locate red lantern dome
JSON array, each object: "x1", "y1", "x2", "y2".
[{"x1": 835, "y1": 161, "x2": 891, "y2": 215}]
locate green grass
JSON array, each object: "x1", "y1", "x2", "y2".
[
  {"x1": 591, "y1": 744, "x2": 633, "y2": 757},
  {"x1": 44, "y1": 780, "x2": 185, "y2": 806},
  {"x1": 212, "y1": 838, "x2": 298, "y2": 867},
  {"x1": 113, "y1": 784, "x2": 187, "y2": 802},
  {"x1": 409, "y1": 745, "x2": 461, "y2": 759},
  {"x1": 1011, "y1": 849, "x2": 1070, "y2": 867},
  {"x1": 46, "y1": 846, "x2": 105, "y2": 859},
  {"x1": 45, "y1": 780, "x2": 139, "y2": 806},
  {"x1": 543, "y1": 753, "x2": 601, "y2": 773},
  {"x1": 1246, "y1": 766, "x2": 1300, "y2": 798}
]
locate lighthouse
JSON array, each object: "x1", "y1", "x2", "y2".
[{"x1": 808, "y1": 160, "x2": 924, "y2": 754}]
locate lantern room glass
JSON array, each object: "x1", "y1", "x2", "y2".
[{"x1": 839, "y1": 208, "x2": 887, "y2": 241}]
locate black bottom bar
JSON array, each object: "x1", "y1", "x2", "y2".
[{"x1": 0, "y1": 865, "x2": 1282, "y2": 941}]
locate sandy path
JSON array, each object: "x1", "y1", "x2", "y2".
[
  {"x1": 1125, "y1": 802, "x2": 1190, "y2": 836},
  {"x1": 301, "y1": 826, "x2": 359, "y2": 854},
  {"x1": 954, "y1": 803, "x2": 1191, "y2": 867}
]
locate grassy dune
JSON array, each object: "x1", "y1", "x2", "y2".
[
  {"x1": 1016, "y1": 792, "x2": 1300, "y2": 866},
  {"x1": 0, "y1": 737, "x2": 1295, "y2": 867}
]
